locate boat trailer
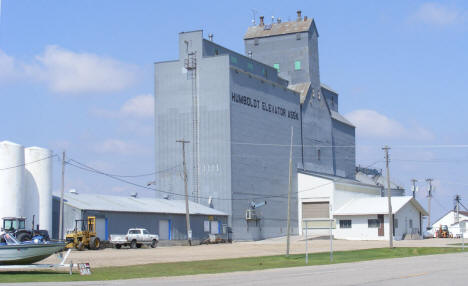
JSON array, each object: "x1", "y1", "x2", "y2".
[{"x1": 0, "y1": 249, "x2": 87, "y2": 275}]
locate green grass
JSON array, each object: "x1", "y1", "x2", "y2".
[{"x1": 0, "y1": 247, "x2": 466, "y2": 283}]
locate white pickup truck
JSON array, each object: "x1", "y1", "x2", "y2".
[{"x1": 110, "y1": 228, "x2": 159, "y2": 249}]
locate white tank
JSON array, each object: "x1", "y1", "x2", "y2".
[
  {"x1": 0, "y1": 141, "x2": 25, "y2": 222},
  {"x1": 25, "y1": 147, "x2": 53, "y2": 232}
]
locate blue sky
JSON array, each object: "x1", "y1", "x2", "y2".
[{"x1": 0, "y1": 1, "x2": 467, "y2": 221}]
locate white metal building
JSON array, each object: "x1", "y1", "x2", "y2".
[
  {"x1": 334, "y1": 196, "x2": 428, "y2": 240},
  {"x1": 298, "y1": 170, "x2": 381, "y2": 236},
  {"x1": 431, "y1": 210, "x2": 468, "y2": 237},
  {"x1": 298, "y1": 171, "x2": 428, "y2": 240}
]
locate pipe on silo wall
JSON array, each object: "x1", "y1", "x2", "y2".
[
  {"x1": 25, "y1": 147, "x2": 52, "y2": 232},
  {"x1": 0, "y1": 141, "x2": 25, "y2": 222}
]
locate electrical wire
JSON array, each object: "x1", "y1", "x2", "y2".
[
  {"x1": 0, "y1": 154, "x2": 58, "y2": 171},
  {"x1": 65, "y1": 157, "x2": 353, "y2": 202},
  {"x1": 68, "y1": 159, "x2": 179, "y2": 178}
]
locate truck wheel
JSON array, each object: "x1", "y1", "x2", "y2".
[
  {"x1": 115, "y1": 244, "x2": 121, "y2": 249},
  {"x1": 16, "y1": 232, "x2": 32, "y2": 242},
  {"x1": 151, "y1": 239, "x2": 158, "y2": 248},
  {"x1": 90, "y1": 237, "x2": 101, "y2": 250},
  {"x1": 76, "y1": 242, "x2": 85, "y2": 251},
  {"x1": 130, "y1": 240, "x2": 137, "y2": 249}
]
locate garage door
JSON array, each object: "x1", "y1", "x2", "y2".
[{"x1": 302, "y1": 202, "x2": 329, "y2": 219}]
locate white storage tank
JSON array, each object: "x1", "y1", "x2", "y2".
[
  {"x1": 25, "y1": 147, "x2": 53, "y2": 232},
  {"x1": 0, "y1": 141, "x2": 25, "y2": 223}
]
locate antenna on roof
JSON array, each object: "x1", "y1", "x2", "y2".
[{"x1": 251, "y1": 9, "x2": 258, "y2": 26}]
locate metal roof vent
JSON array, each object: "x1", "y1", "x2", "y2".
[
  {"x1": 297, "y1": 10, "x2": 302, "y2": 21},
  {"x1": 69, "y1": 189, "x2": 78, "y2": 195},
  {"x1": 259, "y1": 16, "x2": 264, "y2": 26},
  {"x1": 208, "y1": 33, "x2": 214, "y2": 41},
  {"x1": 130, "y1": 192, "x2": 138, "y2": 198}
]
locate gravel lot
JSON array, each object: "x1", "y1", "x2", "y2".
[{"x1": 40, "y1": 237, "x2": 462, "y2": 267}]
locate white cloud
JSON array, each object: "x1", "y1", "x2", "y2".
[
  {"x1": 0, "y1": 49, "x2": 18, "y2": 81},
  {"x1": 92, "y1": 94, "x2": 154, "y2": 119},
  {"x1": 94, "y1": 139, "x2": 150, "y2": 155},
  {"x1": 345, "y1": 109, "x2": 434, "y2": 140},
  {"x1": 412, "y1": 2, "x2": 464, "y2": 26},
  {"x1": 27, "y1": 46, "x2": 138, "y2": 93},
  {"x1": 121, "y1": 94, "x2": 154, "y2": 118},
  {"x1": 0, "y1": 46, "x2": 138, "y2": 93}
]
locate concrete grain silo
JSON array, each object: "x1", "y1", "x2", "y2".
[
  {"x1": 0, "y1": 141, "x2": 25, "y2": 223},
  {"x1": 25, "y1": 147, "x2": 53, "y2": 232}
]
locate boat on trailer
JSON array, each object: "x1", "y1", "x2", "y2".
[{"x1": 0, "y1": 233, "x2": 65, "y2": 265}]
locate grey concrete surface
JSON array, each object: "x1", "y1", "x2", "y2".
[{"x1": 8, "y1": 252, "x2": 468, "y2": 286}]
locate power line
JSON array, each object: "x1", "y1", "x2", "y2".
[
  {"x1": 0, "y1": 154, "x2": 58, "y2": 171},
  {"x1": 66, "y1": 157, "x2": 351, "y2": 202},
  {"x1": 68, "y1": 159, "x2": 179, "y2": 178}
]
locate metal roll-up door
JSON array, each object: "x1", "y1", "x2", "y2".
[{"x1": 302, "y1": 202, "x2": 330, "y2": 219}]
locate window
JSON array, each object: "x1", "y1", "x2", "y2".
[
  {"x1": 254, "y1": 38, "x2": 259, "y2": 46},
  {"x1": 262, "y1": 68, "x2": 268, "y2": 78},
  {"x1": 215, "y1": 48, "x2": 219, "y2": 55},
  {"x1": 294, "y1": 60, "x2": 301, "y2": 70},
  {"x1": 409, "y1": 219, "x2": 413, "y2": 228},
  {"x1": 247, "y1": 62, "x2": 254, "y2": 71},
  {"x1": 204, "y1": 220, "x2": 210, "y2": 232},
  {"x1": 143, "y1": 229, "x2": 149, "y2": 234},
  {"x1": 230, "y1": 56, "x2": 238, "y2": 64},
  {"x1": 394, "y1": 219, "x2": 398, "y2": 228},
  {"x1": 129, "y1": 230, "x2": 139, "y2": 234},
  {"x1": 311, "y1": 88, "x2": 315, "y2": 97},
  {"x1": 340, "y1": 220, "x2": 352, "y2": 228},
  {"x1": 317, "y1": 149, "x2": 321, "y2": 161},
  {"x1": 273, "y1": 63, "x2": 280, "y2": 71},
  {"x1": 296, "y1": 33, "x2": 301, "y2": 40},
  {"x1": 368, "y1": 219, "x2": 380, "y2": 228}
]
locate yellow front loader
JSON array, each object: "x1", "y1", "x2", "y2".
[{"x1": 65, "y1": 216, "x2": 101, "y2": 250}]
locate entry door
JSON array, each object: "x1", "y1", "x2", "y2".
[
  {"x1": 95, "y1": 218, "x2": 106, "y2": 240},
  {"x1": 159, "y1": 220, "x2": 169, "y2": 240},
  {"x1": 378, "y1": 215, "x2": 384, "y2": 236}
]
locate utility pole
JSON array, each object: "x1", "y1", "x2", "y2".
[
  {"x1": 382, "y1": 146, "x2": 393, "y2": 248},
  {"x1": 426, "y1": 178, "x2": 433, "y2": 230},
  {"x1": 286, "y1": 127, "x2": 294, "y2": 257},
  {"x1": 177, "y1": 139, "x2": 192, "y2": 246},
  {"x1": 58, "y1": 151, "x2": 65, "y2": 240},
  {"x1": 455, "y1": 195, "x2": 461, "y2": 224},
  {"x1": 411, "y1": 179, "x2": 418, "y2": 199}
]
